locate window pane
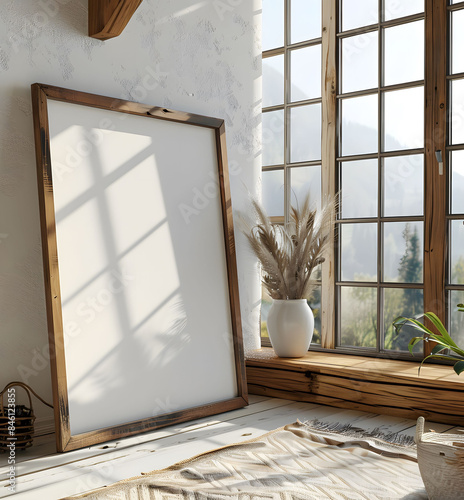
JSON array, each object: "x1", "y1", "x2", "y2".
[
  {"x1": 341, "y1": 0, "x2": 378, "y2": 32},
  {"x1": 384, "y1": 155, "x2": 424, "y2": 217},
  {"x1": 384, "y1": 87, "x2": 424, "y2": 151},
  {"x1": 383, "y1": 0, "x2": 424, "y2": 21},
  {"x1": 451, "y1": 9, "x2": 464, "y2": 75},
  {"x1": 341, "y1": 31, "x2": 378, "y2": 93},
  {"x1": 262, "y1": 169, "x2": 284, "y2": 217},
  {"x1": 384, "y1": 21, "x2": 424, "y2": 86},
  {"x1": 451, "y1": 79, "x2": 464, "y2": 145},
  {"x1": 449, "y1": 290, "x2": 464, "y2": 348},
  {"x1": 262, "y1": 110, "x2": 284, "y2": 166},
  {"x1": 261, "y1": 287, "x2": 272, "y2": 338},
  {"x1": 291, "y1": 0, "x2": 321, "y2": 43},
  {"x1": 451, "y1": 150, "x2": 464, "y2": 214},
  {"x1": 290, "y1": 165, "x2": 321, "y2": 211},
  {"x1": 341, "y1": 94, "x2": 378, "y2": 156},
  {"x1": 290, "y1": 104, "x2": 321, "y2": 162},
  {"x1": 340, "y1": 159, "x2": 378, "y2": 218},
  {"x1": 383, "y1": 222, "x2": 423, "y2": 283},
  {"x1": 450, "y1": 220, "x2": 464, "y2": 284},
  {"x1": 263, "y1": 55, "x2": 284, "y2": 108},
  {"x1": 262, "y1": 0, "x2": 284, "y2": 51},
  {"x1": 308, "y1": 285, "x2": 322, "y2": 345},
  {"x1": 290, "y1": 45, "x2": 321, "y2": 102},
  {"x1": 340, "y1": 286, "x2": 377, "y2": 347},
  {"x1": 383, "y1": 288, "x2": 423, "y2": 352},
  {"x1": 341, "y1": 223, "x2": 377, "y2": 281}
]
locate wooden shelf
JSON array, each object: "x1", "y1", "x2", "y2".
[
  {"x1": 89, "y1": 0, "x2": 143, "y2": 41},
  {"x1": 246, "y1": 348, "x2": 464, "y2": 426}
]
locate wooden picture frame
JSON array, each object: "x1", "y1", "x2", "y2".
[{"x1": 31, "y1": 83, "x2": 247, "y2": 452}]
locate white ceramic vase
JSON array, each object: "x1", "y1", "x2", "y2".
[{"x1": 267, "y1": 299, "x2": 314, "y2": 357}]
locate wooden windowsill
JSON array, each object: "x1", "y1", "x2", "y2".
[
  {"x1": 245, "y1": 348, "x2": 464, "y2": 425},
  {"x1": 246, "y1": 348, "x2": 464, "y2": 389}
]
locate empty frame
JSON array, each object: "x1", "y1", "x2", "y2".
[{"x1": 31, "y1": 84, "x2": 247, "y2": 452}]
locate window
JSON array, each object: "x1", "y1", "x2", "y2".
[
  {"x1": 261, "y1": 0, "x2": 323, "y2": 344},
  {"x1": 261, "y1": 0, "x2": 459, "y2": 359},
  {"x1": 337, "y1": 2, "x2": 425, "y2": 353}
]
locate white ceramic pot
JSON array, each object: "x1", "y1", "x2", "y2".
[{"x1": 267, "y1": 299, "x2": 314, "y2": 357}]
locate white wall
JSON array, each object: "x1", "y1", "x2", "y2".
[{"x1": 0, "y1": 0, "x2": 261, "y2": 430}]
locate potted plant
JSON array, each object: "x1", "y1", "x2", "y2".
[
  {"x1": 392, "y1": 307, "x2": 464, "y2": 375},
  {"x1": 242, "y1": 194, "x2": 335, "y2": 357},
  {"x1": 393, "y1": 309, "x2": 464, "y2": 500}
]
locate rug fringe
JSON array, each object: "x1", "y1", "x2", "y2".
[{"x1": 301, "y1": 419, "x2": 416, "y2": 448}]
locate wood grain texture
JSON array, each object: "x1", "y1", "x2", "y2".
[
  {"x1": 31, "y1": 83, "x2": 247, "y2": 452},
  {"x1": 31, "y1": 84, "x2": 71, "y2": 453},
  {"x1": 0, "y1": 401, "x2": 344, "y2": 499},
  {"x1": 321, "y1": 0, "x2": 337, "y2": 349},
  {"x1": 246, "y1": 349, "x2": 464, "y2": 426},
  {"x1": 64, "y1": 397, "x2": 248, "y2": 452},
  {"x1": 216, "y1": 123, "x2": 248, "y2": 404},
  {"x1": 33, "y1": 84, "x2": 223, "y2": 129},
  {"x1": 0, "y1": 397, "x2": 286, "y2": 471},
  {"x1": 89, "y1": 0, "x2": 143, "y2": 41},
  {"x1": 3, "y1": 396, "x2": 460, "y2": 498},
  {"x1": 423, "y1": 0, "x2": 447, "y2": 356}
]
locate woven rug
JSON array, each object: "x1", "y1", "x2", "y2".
[{"x1": 65, "y1": 420, "x2": 427, "y2": 499}]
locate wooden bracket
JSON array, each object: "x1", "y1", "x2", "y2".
[{"x1": 89, "y1": 0, "x2": 143, "y2": 41}]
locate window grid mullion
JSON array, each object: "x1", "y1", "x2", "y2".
[
  {"x1": 448, "y1": 2, "x2": 464, "y2": 13},
  {"x1": 284, "y1": 0, "x2": 290, "y2": 226},
  {"x1": 337, "y1": 79, "x2": 425, "y2": 99},
  {"x1": 336, "y1": 281, "x2": 425, "y2": 289},
  {"x1": 338, "y1": 215, "x2": 425, "y2": 224},
  {"x1": 337, "y1": 147, "x2": 425, "y2": 162},
  {"x1": 446, "y1": 0, "x2": 464, "y2": 337},
  {"x1": 447, "y1": 143, "x2": 464, "y2": 151},
  {"x1": 377, "y1": 0, "x2": 383, "y2": 352},
  {"x1": 447, "y1": 212, "x2": 464, "y2": 220},
  {"x1": 336, "y1": 12, "x2": 425, "y2": 40}
]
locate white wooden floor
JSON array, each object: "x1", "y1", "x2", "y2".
[{"x1": 0, "y1": 395, "x2": 461, "y2": 499}]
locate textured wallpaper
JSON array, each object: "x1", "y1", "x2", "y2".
[{"x1": 0, "y1": 0, "x2": 261, "y2": 425}]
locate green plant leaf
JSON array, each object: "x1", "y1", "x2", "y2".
[
  {"x1": 408, "y1": 336, "x2": 426, "y2": 355},
  {"x1": 397, "y1": 311, "x2": 464, "y2": 376},
  {"x1": 431, "y1": 344, "x2": 447, "y2": 355},
  {"x1": 393, "y1": 315, "x2": 426, "y2": 334},
  {"x1": 424, "y1": 312, "x2": 459, "y2": 348},
  {"x1": 392, "y1": 316, "x2": 407, "y2": 333},
  {"x1": 403, "y1": 317, "x2": 434, "y2": 337},
  {"x1": 453, "y1": 360, "x2": 464, "y2": 375},
  {"x1": 395, "y1": 318, "x2": 417, "y2": 334},
  {"x1": 451, "y1": 346, "x2": 464, "y2": 358},
  {"x1": 417, "y1": 356, "x2": 432, "y2": 375}
]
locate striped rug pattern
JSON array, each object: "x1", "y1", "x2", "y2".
[{"x1": 66, "y1": 420, "x2": 427, "y2": 499}]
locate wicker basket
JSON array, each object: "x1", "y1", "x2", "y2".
[
  {"x1": 0, "y1": 382, "x2": 53, "y2": 452},
  {"x1": 415, "y1": 416, "x2": 464, "y2": 500}
]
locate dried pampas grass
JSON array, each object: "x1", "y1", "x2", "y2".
[{"x1": 241, "y1": 194, "x2": 336, "y2": 300}]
